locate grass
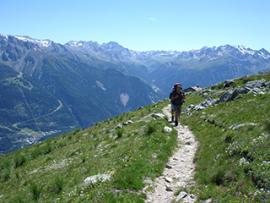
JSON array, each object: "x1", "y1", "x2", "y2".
[
  {"x1": 29, "y1": 182, "x2": 42, "y2": 200},
  {"x1": 1, "y1": 72, "x2": 269, "y2": 202},
  {"x1": 0, "y1": 100, "x2": 177, "y2": 202},
  {"x1": 181, "y1": 73, "x2": 270, "y2": 202}
]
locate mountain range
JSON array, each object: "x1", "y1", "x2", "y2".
[{"x1": 0, "y1": 34, "x2": 270, "y2": 153}]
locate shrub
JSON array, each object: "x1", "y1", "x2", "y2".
[
  {"x1": 50, "y1": 177, "x2": 64, "y2": 194},
  {"x1": 72, "y1": 128, "x2": 81, "y2": 135},
  {"x1": 264, "y1": 120, "x2": 270, "y2": 133},
  {"x1": 116, "y1": 128, "x2": 124, "y2": 139},
  {"x1": 0, "y1": 160, "x2": 11, "y2": 181},
  {"x1": 0, "y1": 168, "x2": 10, "y2": 182},
  {"x1": 31, "y1": 143, "x2": 52, "y2": 159},
  {"x1": 146, "y1": 122, "x2": 156, "y2": 135},
  {"x1": 224, "y1": 132, "x2": 234, "y2": 143},
  {"x1": 14, "y1": 154, "x2": 26, "y2": 168},
  {"x1": 211, "y1": 169, "x2": 225, "y2": 185},
  {"x1": 29, "y1": 183, "x2": 41, "y2": 200}
]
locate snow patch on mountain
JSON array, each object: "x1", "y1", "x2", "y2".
[
  {"x1": 14, "y1": 35, "x2": 51, "y2": 47},
  {"x1": 258, "y1": 49, "x2": 270, "y2": 59},
  {"x1": 236, "y1": 45, "x2": 256, "y2": 55},
  {"x1": 0, "y1": 34, "x2": 8, "y2": 40},
  {"x1": 120, "y1": 93, "x2": 129, "y2": 107},
  {"x1": 152, "y1": 85, "x2": 161, "y2": 93},
  {"x1": 66, "y1": 41, "x2": 84, "y2": 47},
  {"x1": 96, "y1": 81, "x2": 106, "y2": 91}
]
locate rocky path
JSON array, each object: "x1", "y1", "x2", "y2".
[{"x1": 145, "y1": 105, "x2": 198, "y2": 203}]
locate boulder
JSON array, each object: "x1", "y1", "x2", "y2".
[
  {"x1": 265, "y1": 81, "x2": 270, "y2": 87},
  {"x1": 123, "y1": 120, "x2": 134, "y2": 125},
  {"x1": 235, "y1": 87, "x2": 250, "y2": 94},
  {"x1": 203, "y1": 98, "x2": 218, "y2": 106},
  {"x1": 252, "y1": 87, "x2": 265, "y2": 95},
  {"x1": 223, "y1": 80, "x2": 234, "y2": 88},
  {"x1": 245, "y1": 79, "x2": 266, "y2": 89},
  {"x1": 163, "y1": 126, "x2": 173, "y2": 133},
  {"x1": 83, "y1": 173, "x2": 111, "y2": 186},
  {"x1": 184, "y1": 86, "x2": 202, "y2": 93},
  {"x1": 116, "y1": 123, "x2": 123, "y2": 129},
  {"x1": 194, "y1": 104, "x2": 206, "y2": 111},
  {"x1": 152, "y1": 113, "x2": 166, "y2": 119},
  {"x1": 189, "y1": 104, "x2": 195, "y2": 109},
  {"x1": 202, "y1": 92, "x2": 209, "y2": 97},
  {"x1": 219, "y1": 89, "x2": 239, "y2": 102}
]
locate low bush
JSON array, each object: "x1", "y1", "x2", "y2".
[{"x1": 13, "y1": 154, "x2": 26, "y2": 168}]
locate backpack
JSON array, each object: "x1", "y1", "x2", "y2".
[{"x1": 171, "y1": 91, "x2": 185, "y2": 105}]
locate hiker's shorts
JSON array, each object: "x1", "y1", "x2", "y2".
[{"x1": 171, "y1": 104, "x2": 181, "y2": 111}]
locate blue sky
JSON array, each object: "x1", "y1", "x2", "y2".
[{"x1": 1, "y1": 0, "x2": 269, "y2": 51}]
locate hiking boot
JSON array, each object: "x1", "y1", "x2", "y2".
[{"x1": 175, "y1": 121, "x2": 178, "y2": 126}]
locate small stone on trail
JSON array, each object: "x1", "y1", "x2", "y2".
[
  {"x1": 165, "y1": 184, "x2": 173, "y2": 191},
  {"x1": 165, "y1": 177, "x2": 173, "y2": 183},
  {"x1": 175, "y1": 191, "x2": 188, "y2": 201},
  {"x1": 166, "y1": 164, "x2": 173, "y2": 169}
]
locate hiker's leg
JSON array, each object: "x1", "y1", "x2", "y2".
[
  {"x1": 171, "y1": 110, "x2": 174, "y2": 122},
  {"x1": 178, "y1": 105, "x2": 182, "y2": 121},
  {"x1": 171, "y1": 104, "x2": 175, "y2": 122},
  {"x1": 175, "y1": 106, "x2": 180, "y2": 126}
]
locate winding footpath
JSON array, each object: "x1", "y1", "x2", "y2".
[{"x1": 145, "y1": 105, "x2": 198, "y2": 203}]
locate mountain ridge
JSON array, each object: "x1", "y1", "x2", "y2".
[{"x1": 1, "y1": 33, "x2": 270, "y2": 153}]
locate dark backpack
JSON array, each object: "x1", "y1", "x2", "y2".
[{"x1": 172, "y1": 91, "x2": 185, "y2": 105}]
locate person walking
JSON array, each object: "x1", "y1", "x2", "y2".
[
  {"x1": 169, "y1": 86, "x2": 176, "y2": 123},
  {"x1": 169, "y1": 83, "x2": 185, "y2": 126}
]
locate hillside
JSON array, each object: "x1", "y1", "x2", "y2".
[
  {"x1": 0, "y1": 101, "x2": 177, "y2": 202},
  {"x1": 181, "y1": 72, "x2": 270, "y2": 202},
  {"x1": 0, "y1": 35, "x2": 158, "y2": 153},
  {"x1": 0, "y1": 72, "x2": 269, "y2": 202}
]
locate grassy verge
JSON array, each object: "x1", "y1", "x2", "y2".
[
  {"x1": 0, "y1": 100, "x2": 177, "y2": 202},
  {"x1": 181, "y1": 74, "x2": 270, "y2": 202}
]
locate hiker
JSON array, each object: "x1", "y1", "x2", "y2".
[
  {"x1": 169, "y1": 86, "x2": 176, "y2": 122},
  {"x1": 169, "y1": 83, "x2": 185, "y2": 126}
]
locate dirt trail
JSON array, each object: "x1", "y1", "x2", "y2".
[{"x1": 145, "y1": 105, "x2": 198, "y2": 203}]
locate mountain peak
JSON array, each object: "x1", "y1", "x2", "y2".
[
  {"x1": 100, "y1": 41, "x2": 125, "y2": 50},
  {"x1": 66, "y1": 40, "x2": 99, "y2": 48},
  {"x1": 13, "y1": 35, "x2": 52, "y2": 48}
]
